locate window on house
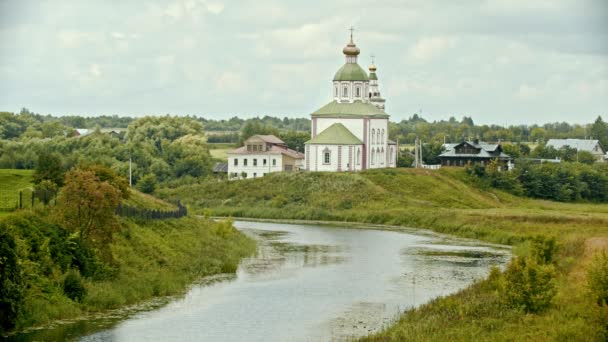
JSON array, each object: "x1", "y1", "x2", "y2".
[
  {"x1": 272, "y1": 159, "x2": 276, "y2": 166},
  {"x1": 263, "y1": 159, "x2": 267, "y2": 165},
  {"x1": 244, "y1": 159, "x2": 248, "y2": 166},
  {"x1": 253, "y1": 173, "x2": 257, "y2": 178},
  {"x1": 253, "y1": 158, "x2": 257, "y2": 166},
  {"x1": 234, "y1": 158, "x2": 238, "y2": 166},
  {"x1": 253, "y1": 145, "x2": 257, "y2": 152},
  {"x1": 247, "y1": 145, "x2": 252, "y2": 152},
  {"x1": 259, "y1": 144, "x2": 263, "y2": 151}
]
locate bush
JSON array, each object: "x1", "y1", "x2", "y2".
[
  {"x1": 63, "y1": 270, "x2": 87, "y2": 302},
  {"x1": 588, "y1": 251, "x2": 608, "y2": 306},
  {"x1": 0, "y1": 229, "x2": 24, "y2": 333},
  {"x1": 137, "y1": 174, "x2": 157, "y2": 194},
  {"x1": 501, "y1": 256, "x2": 556, "y2": 313}
]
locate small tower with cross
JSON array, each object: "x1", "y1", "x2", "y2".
[{"x1": 368, "y1": 54, "x2": 386, "y2": 110}]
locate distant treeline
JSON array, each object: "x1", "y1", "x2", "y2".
[{"x1": 2, "y1": 109, "x2": 605, "y2": 148}]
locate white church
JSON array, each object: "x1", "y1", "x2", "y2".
[
  {"x1": 305, "y1": 33, "x2": 397, "y2": 171},
  {"x1": 227, "y1": 32, "x2": 397, "y2": 179}
]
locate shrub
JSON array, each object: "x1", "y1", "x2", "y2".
[
  {"x1": 501, "y1": 256, "x2": 556, "y2": 313},
  {"x1": 588, "y1": 251, "x2": 608, "y2": 306},
  {"x1": 137, "y1": 174, "x2": 157, "y2": 194},
  {"x1": 0, "y1": 229, "x2": 24, "y2": 333},
  {"x1": 63, "y1": 270, "x2": 87, "y2": 302}
]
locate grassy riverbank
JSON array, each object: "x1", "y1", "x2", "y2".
[
  {"x1": 159, "y1": 168, "x2": 608, "y2": 340},
  {"x1": 0, "y1": 198, "x2": 256, "y2": 334}
]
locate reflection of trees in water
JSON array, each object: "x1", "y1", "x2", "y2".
[{"x1": 274, "y1": 243, "x2": 349, "y2": 268}]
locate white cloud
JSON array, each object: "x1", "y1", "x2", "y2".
[
  {"x1": 407, "y1": 36, "x2": 457, "y2": 63},
  {"x1": 89, "y1": 64, "x2": 102, "y2": 78},
  {"x1": 205, "y1": 2, "x2": 224, "y2": 15}
]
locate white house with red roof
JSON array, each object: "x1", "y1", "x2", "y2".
[{"x1": 227, "y1": 135, "x2": 304, "y2": 179}]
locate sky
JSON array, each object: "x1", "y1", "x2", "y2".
[{"x1": 0, "y1": 0, "x2": 607, "y2": 124}]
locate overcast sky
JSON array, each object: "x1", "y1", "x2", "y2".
[{"x1": 1, "y1": 0, "x2": 607, "y2": 124}]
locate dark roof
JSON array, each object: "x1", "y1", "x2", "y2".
[
  {"x1": 213, "y1": 162, "x2": 228, "y2": 173},
  {"x1": 439, "y1": 141, "x2": 511, "y2": 159}
]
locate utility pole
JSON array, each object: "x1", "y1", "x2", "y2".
[{"x1": 414, "y1": 137, "x2": 419, "y2": 168}]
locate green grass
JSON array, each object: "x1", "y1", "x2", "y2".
[
  {"x1": 0, "y1": 169, "x2": 34, "y2": 210},
  {"x1": 158, "y1": 167, "x2": 608, "y2": 340},
  {"x1": 209, "y1": 144, "x2": 234, "y2": 160},
  {"x1": 2, "y1": 212, "x2": 256, "y2": 332},
  {"x1": 123, "y1": 189, "x2": 177, "y2": 210}
]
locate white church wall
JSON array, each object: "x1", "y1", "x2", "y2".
[
  {"x1": 306, "y1": 144, "x2": 363, "y2": 172},
  {"x1": 367, "y1": 118, "x2": 389, "y2": 169}
]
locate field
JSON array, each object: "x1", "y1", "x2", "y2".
[
  {"x1": 0, "y1": 169, "x2": 34, "y2": 212},
  {"x1": 209, "y1": 143, "x2": 234, "y2": 160},
  {"x1": 158, "y1": 168, "x2": 608, "y2": 340}
]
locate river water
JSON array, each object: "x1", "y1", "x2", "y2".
[{"x1": 9, "y1": 220, "x2": 509, "y2": 341}]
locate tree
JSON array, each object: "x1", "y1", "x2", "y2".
[
  {"x1": 0, "y1": 229, "x2": 24, "y2": 333},
  {"x1": 56, "y1": 169, "x2": 121, "y2": 244},
  {"x1": 33, "y1": 152, "x2": 64, "y2": 186},
  {"x1": 34, "y1": 180, "x2": 58, "y2": 205},
  {"x1": 577, "y1": 151, "x2": 597, "y2": 165},
  {"x1": 279, "y1": 131, "x2": 309, "y2": 152},
  {"x1": 590, "y1": 116, "x2": 608, "y2": 151},
  {"x1": 137, "y1": 174, "x2": 157, "y2": 194}
]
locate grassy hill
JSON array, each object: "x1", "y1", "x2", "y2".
[
  {"x1": 159, "y1": 168, "x2": 608, "y2": 340},
  {"x1": 158, "y1": 168, "x2": 608, "y2": 245},
  {"x1": 0, "y1": 169, "x2": 34, "y2": 211}
]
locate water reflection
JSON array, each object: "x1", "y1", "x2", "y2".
[{"x1": 7, "y1": 221, "x2": 509, "y2": 342}]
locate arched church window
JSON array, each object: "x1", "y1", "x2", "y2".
[
  {"x1": 343, "y1": 86, "x2": 348, "y2": 97},
  {"x1": 377, "y1": 130, "x2": 380, "y2": 144},
  {"x1": 335, "y1": 87, "x2": 338, "y2": 97},
  {"x1": 381, "y1": 129, "x2": 385, "y2": 144},
  {"x1": 356, "y1": 149, "x2": 361, "y2": 165},
  {"x1": 371, "y1": 129, "x2": 375, "y2": 144},
  {"x1": 356, "y1": 87, "x2": 360, "y2": 97},
  {"x1": 323, "y1": 148, "x2": 331, "y2": 165}
]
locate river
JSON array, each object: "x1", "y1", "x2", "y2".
[{"x1": 9, "y1": 220, "x2": 509, "y2": 341}]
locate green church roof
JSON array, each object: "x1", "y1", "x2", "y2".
[
  {"x1": 333, "y1": 63, "x2": 369, "y2": 81},
  {"x1": 305, "y1": 123, "x2": 363, "y2": 145},
  {"x1": 311, "y1": 100, "x2": 389, "y2": 118},
  {"x1": 369, "y1": 72, "x2": 377, "y2": 80}
]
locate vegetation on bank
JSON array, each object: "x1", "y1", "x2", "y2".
[
  {"x1": 158, "y1": 168, "x2": 608, "y2": 340},
  {"x1": 0, "y1": 167, "x2": 256, "y2": 335}
]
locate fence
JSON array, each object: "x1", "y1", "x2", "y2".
[
  {"x1": 115, "y1": 200, "x2": 187, "y2": 220},
  {"x1": 0, "y1": 189, "x2": 57, "y2": 211}
]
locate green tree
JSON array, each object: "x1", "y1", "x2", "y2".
[
  {"x1": 56, "y1": 169, "x2": 121, "y2": 245},
  {"x1": 577, "y1": 151, "x2": 597, "y2": 164},
  {"x1": 33, "y1": 152, "x2": 65, "y2": 186},
  {"x1": 590, "y1": 116, "x2": 608, "y2": 151},
  {"x1": 137, "y1": 174, "x2": 157, "y2": 194},
  {"x1": 0, "y1": 229, "x2": 24, "y2": 333}
]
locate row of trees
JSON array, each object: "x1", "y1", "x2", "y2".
[
  {"x1": 465, "y1": 161, "x2": 608, "y2": 202},
  {"x1": 0, "y1": 116, "x2": 214, "y2": 188}
]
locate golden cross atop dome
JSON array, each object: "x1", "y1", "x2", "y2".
[{"x1": 371, "y1": 54, "x2": 375, "y2": 64}]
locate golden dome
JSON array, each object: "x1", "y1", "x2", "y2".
[
  {"x1": 343, "y1": 41, "x2": 360, "y2": 56},
  {"x1": 369, "y1": 63, "x2": 377, "y2": 72}
]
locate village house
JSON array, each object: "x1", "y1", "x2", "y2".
[
  {"x1": 439, "y1": 140, "x2": 512, "y2": 168},
  {"x1": 546, "y1": 139, "x2": 605, "y2": 162},
  {"x1": 227, "y1": 135, "x2": 304, "y2": 180}
]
